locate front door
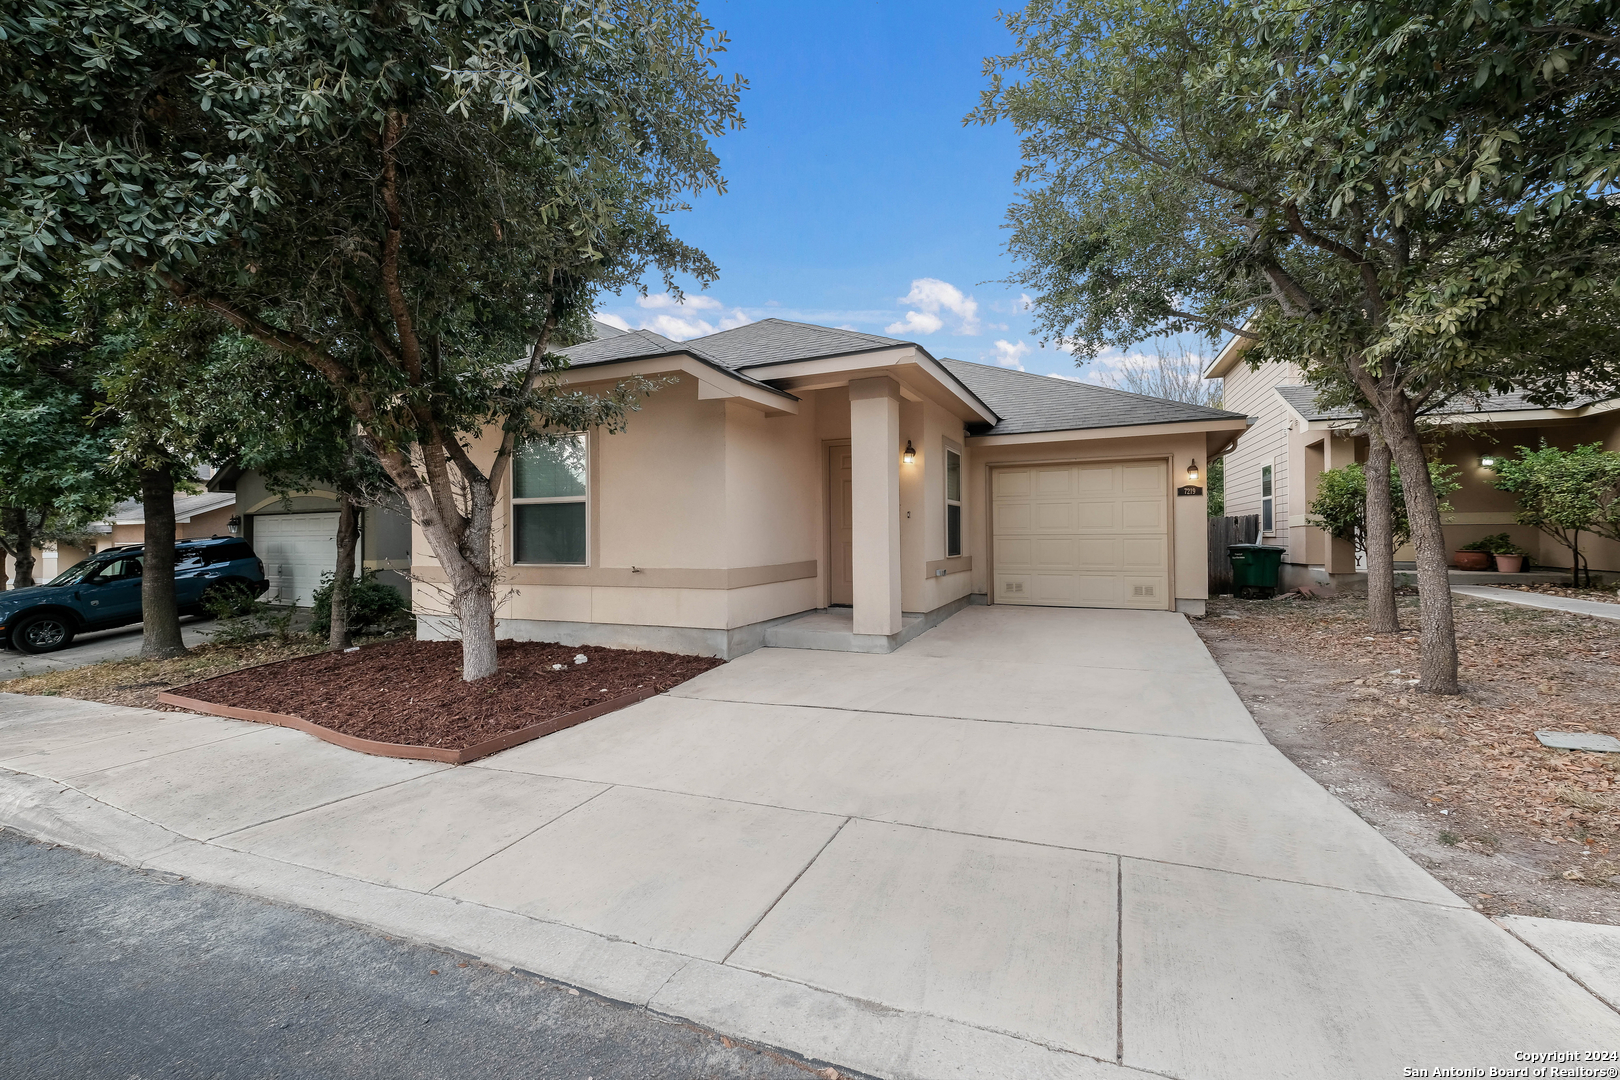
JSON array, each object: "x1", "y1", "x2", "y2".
[{"x1": 828, "y1": 443, "x2": 854, "y2": 606}]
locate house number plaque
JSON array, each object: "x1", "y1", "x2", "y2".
[{"x1": 1176, "y1": 485, "x2": 1204, "y2": 496}]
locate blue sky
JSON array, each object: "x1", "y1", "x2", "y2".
[{"x1": 592, "y1": 0, "x2": 1206, "y2": 384}]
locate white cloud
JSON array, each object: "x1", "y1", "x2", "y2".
[
  {"x1": 886, "y1": 277, "x2": 980, "y2": 336},
  {"x1": 1018, "y1": 293, "x2": 1034, "y2": 311},
  {"x1": 885, "y1": 309, "x2": 944, "y2": 336},
  {"x1": 635, "y1": 305, "x2": 753, "y2": 341},
  {"x1": 637, "y1": 292, "x2": 722, "y2": 311},
  {"x1": 989, "y1": 339, "x2": 1030, "y2": 369},
  {"x1": 593, "y1": 311, "x2": 631, "y2": 332}
]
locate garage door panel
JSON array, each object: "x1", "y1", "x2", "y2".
[
  {"x1": 1032, "y1": 537, "x2": 1079, "y2": 569},
  {"x1": 1075, "y1": 466, "x2": 1116, "y2": 494},
  {"x1": 997, "y1": 538, "x2": 1034, "y2": 569},
  {"x1": 996, "y1": 574, "x2": 1032, "y2": 602},
  {"x1": 1075, "y1": 502, "x2": 1116, "y2": 530},
  {"x1": 1122, "y1": 463, "x2": 1166, "y2": 493},
  {"x1": 994, "y1": 501, "x2": 1033, "y2": 533},
  {"x1": 1120, "y1": 537, "x2": 1167, "y2": 570},
  {"x1": 1121, "y1": 499, "x2": 1166, "y2": 531},
  {"x1": 1033, "y1": 501, "x2": 1077, "y2": 532},
  {"x1": 992, "y1": 461, "x2": 1169, "y2": 611},
  {"x1": 1123, "y1": 577, "x2": 1169, "y2": 608},
  {"x1": 1075, "y1": 538, "x2": 1118, "y2": 570},
  {"x1": 997, "y1": 469, "x2": 1032, "y2": 497}
]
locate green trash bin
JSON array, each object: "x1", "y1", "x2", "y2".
[{"x1": 1228, "y1": 543, "x2": 1288, "y2": 596}]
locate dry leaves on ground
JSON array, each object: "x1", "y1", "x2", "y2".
[{"x1": 1205, "y1": 593, "x2": 1620, "y2": 880}]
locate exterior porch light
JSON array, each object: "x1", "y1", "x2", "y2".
[
  {"x1": 1186, "y1": 458, "x2": 1199, "y2": 482},
  {"x1": 903, "y1": 440, "x2": 916, "y2": 465},
  {"x1": 1480, "y1": 454, "x2": 1498, "y2": 468}
]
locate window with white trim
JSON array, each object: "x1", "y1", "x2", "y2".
[
  {"x1": 1260, "y1": 462, "x2": 1274, "y2": 534},
  {"x1": 945, "y1": 445, "x2": 962, "y2": 558},
  {"x1": 512, "y1": 432, "x2": 588, "y2": 564}
]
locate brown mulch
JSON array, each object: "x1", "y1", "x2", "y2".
[
  {"x1": 1197, "y1": 591, "x2": 1620, "y2": 923},
  {"x1": 175, "y1": 639, "x2": 724, "y2": 750}
]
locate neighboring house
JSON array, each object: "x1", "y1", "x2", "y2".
[
  {"x1": 206, "y1": 467, "x2": 412, "y2": 607},
  {"x1": 93, "y1": 491, "x2": 240, "y2": 553},
  {"x1": 1206, "y1": 334, "x2": 1620, "y2": 591},
  {"x1": 411, "y1": 318, "x2": 1250, "y2": 657}
]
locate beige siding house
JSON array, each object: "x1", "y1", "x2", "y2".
[
  {"x1": 411, "y1": 320, "x2": 1249, "y2": 656},
  {"x1": 1206, "y1": 335, "x2": 1620, "y2": 590}
]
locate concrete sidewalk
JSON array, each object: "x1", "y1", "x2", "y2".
[
  {"x1": 1454, "y1": 583, "x2": 1620, "y2": 622},
  {"x1": 3, "y1": 605, "x2": 1618, "y2": 1079}
]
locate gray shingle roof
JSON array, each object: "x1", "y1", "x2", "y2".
[
  {"x1": 693, "y1": 320, "x2": 910, "y2": 369},
  {"x1": 940, "y1": 359, "x2": 1246, "y2": 436},
  {"x1": 557, "y1": 318, "x2": 909, "y2": 372},
  {"x1": 108, "y1": 491, "x2": 236, "y2": 525},
  {"x1": 1276, "y1": 385, "x2": 1608, "y2": 422},
  {"x1": 590, "y1": 319, "x2": 628, "y2": 340}
]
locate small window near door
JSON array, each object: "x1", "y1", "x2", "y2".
[
  {"x1": 945, "y1": 446, "x2": 962, "y2": 558},
  {"x1": 1261, "y1": 463, "x2": 1274, "y2": 533},
  {"x1": 513, "y1": 433, "x2": 588, "y2": 564}
]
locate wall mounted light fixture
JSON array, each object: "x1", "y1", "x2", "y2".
[
  {"x1": 903, "y1": 440, "x2": 916, "y2": 464},
  {"x1": 1187, "y1": 458, "x2": 1200, "y2": 482},
  {"x1": 1480, "y1": 454, "x2": 1498, "y2": 468}
]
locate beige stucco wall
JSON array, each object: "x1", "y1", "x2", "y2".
[
  {"x1": 411, "y1": 372, "x2": 827, "y2": 635},
  {"x1": 962, "y1": 431, "x2": 1211, "y2": 607}
]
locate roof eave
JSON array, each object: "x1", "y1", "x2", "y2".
[{"x1": 966, "y1": 415, "x2": 1251, "y2": 446}]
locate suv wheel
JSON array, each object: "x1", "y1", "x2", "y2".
[{"x1": 12, "y1": 612, "x2": 76, "y2": 654}]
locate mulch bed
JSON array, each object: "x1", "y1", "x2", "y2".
[{"x1": 172, "y1": 639, "x2": 723, "y2": 751}]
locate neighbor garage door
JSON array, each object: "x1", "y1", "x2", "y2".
[
  {"x1": 991, "y1": 461, "x2": 1170, "y2": 609},
  {"x1": 252, "y1": 513, "x2": 340, "y2": 606}
]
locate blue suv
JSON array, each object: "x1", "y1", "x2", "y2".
[{"x1": 0, "y1": 537, "x2": 269, "y2": 654}]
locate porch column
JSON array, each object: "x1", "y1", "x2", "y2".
[
  {"x1": 849, "y1": 377, "x2": 903, "y2": 637},
  {"x1": 1322, "y1": 432, "x2": 1359, "y2": 575}
]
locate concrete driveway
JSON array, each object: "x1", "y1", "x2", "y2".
[
  {"x1": 3, "y1": 604, "x2": 1617, "y2": 1079},
  {"x1": 0, "y1": 617, "x2": 218, "y2": 680}
]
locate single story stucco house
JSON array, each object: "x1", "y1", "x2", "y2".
[{"x1": 411, "y1": 319, "x2": 1250, "y2": 657}]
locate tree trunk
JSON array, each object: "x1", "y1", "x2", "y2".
[
  {"x1": 139, "y1": 465, "x2": 188, "y2": 660},
  {"x1": 1363, "y1": 422, "x2": 1400, "y2": 634},
  {"x1": 1380, "y1": 402, "x2": 1459, "y2": 694},
  {"x1": 328, "y1": 496, "x2": 360, "y2": 651},
  {"x1": 371, "y1": 447, "x2": 500, "y2": 682},
  {"x1": 2, "y1": 506, "x2": 36, "y2": 588}
]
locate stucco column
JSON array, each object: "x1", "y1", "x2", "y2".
[
  {"x1": 849, "y1": 377, "x2": 903, "y2": 637},
  {"x1": 1322, "y1": 432, "x2": 1359, "y2": 574}
]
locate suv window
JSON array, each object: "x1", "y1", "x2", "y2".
[
  {"x1": 88, "y1": 557, "x2": 142, "y2": 582},
  {"x1": 205, "y1": 542, "x2": 256, "y2": 564}
]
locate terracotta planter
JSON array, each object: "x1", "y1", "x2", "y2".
[
  {"x1": 1454, "y1": 551, "x2": 1492, "y2": 571},
  {"x1": 1493, "y1": 554, "x2": 1526, "y2": 573}
]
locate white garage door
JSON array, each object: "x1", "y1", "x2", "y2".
[
  {"x1": 252, "y1": 513, "x2": 340, "y2": 606},
  {"x1": 992, "y1": 461, "x2": 1170, "y2": 609}
]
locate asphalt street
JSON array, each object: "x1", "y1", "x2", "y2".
[{"x1": 0, "y1": 830, "x2": 854, "y2": 1080}]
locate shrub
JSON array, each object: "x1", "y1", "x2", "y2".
[
  {"x1": 1490, "y1": 443, "x2": 1620, "y2": 586},
  {"x1": 1307, "y1": 459, "x2": 1459, "y2": 554},
  {"x1": 1460, "y1": 533, "x2": 1529, "y2": 556},
  {"x1": 309, "y1": 570, "x2": 409, "y2": 636}
]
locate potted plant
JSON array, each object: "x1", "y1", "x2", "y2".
[
  {"x1": 1482, "y1": 533, "x2": 1531, "y2": 573},
  {"x1": 1458, "y1": 533, "x2": 1529, "y2": 572},
  {"x1": 1455, "y1": 536, "x2": 1495, "y2": 571}
]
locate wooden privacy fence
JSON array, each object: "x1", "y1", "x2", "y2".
[{"x1": 1207, "y1": 514, "x2": 1261, "y2": 595}]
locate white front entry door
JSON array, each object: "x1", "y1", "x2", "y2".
[
  {"x1": 252, "y1": 512, "x2": 341, "y2": 606},
  {"x1": 992, "y1": 461, "x2": 1170, "y2": 609}
]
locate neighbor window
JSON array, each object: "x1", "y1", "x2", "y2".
[
  {"x1": 945, "y1": 446, "x2": 962, "y2": 558},
  {"x1": 513, "y1": 433, "x2": 588, "y2": 564},
  {"x1": 1260, "y1": 463, "x2": 1274, "y2": 533}
]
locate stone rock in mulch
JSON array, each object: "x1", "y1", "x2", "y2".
[
  {"x1": 1537, "y1": 731, "x2": 1620, "y2": 754},
  {"x1": 176, "y1": 639, "x2": 723, "y2": 750}
]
